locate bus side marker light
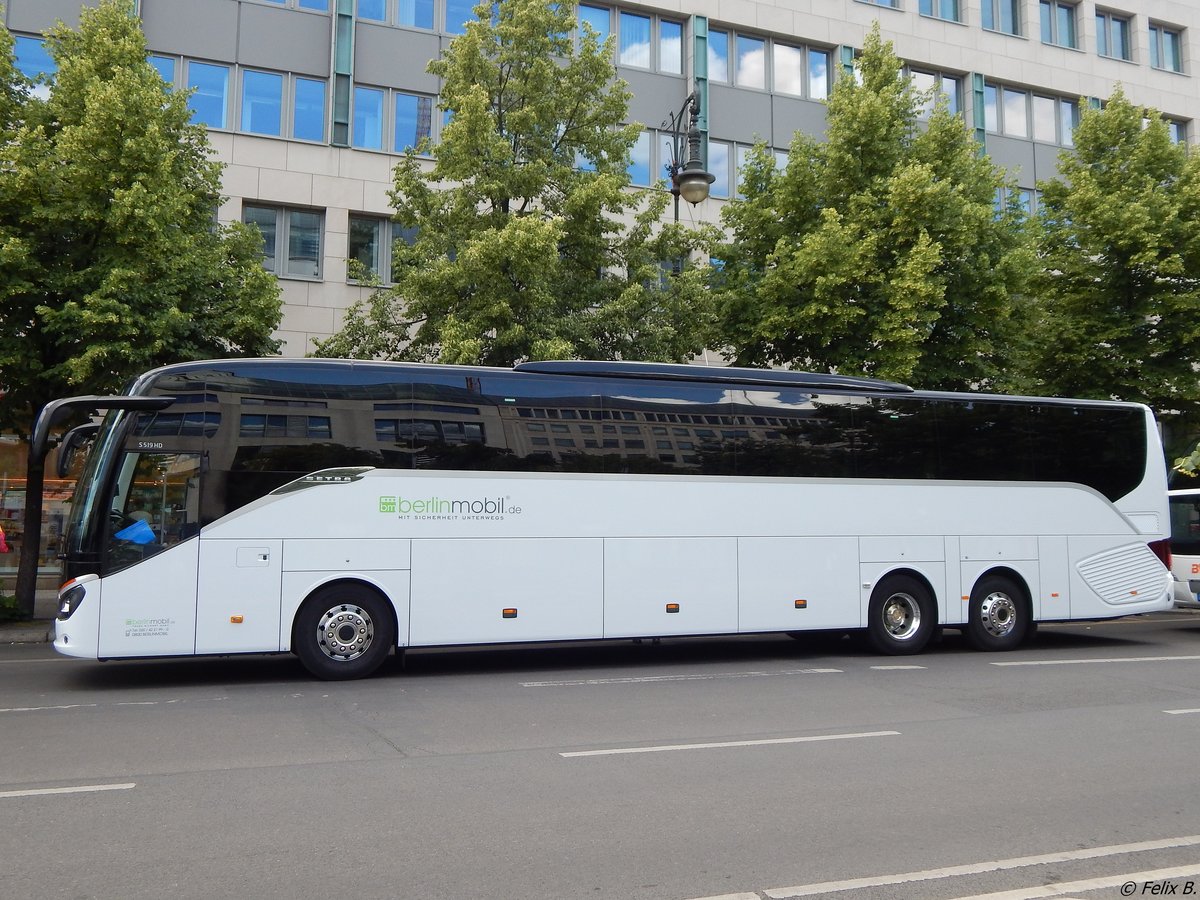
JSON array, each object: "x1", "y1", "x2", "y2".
[
  {"x1": 794, "y1": 599, "x2": 807, "y2": 609},
  {"x1": 666, "y1": 603, "x2": 680, "y2": 613},
  {"x1": 962, "y1": 595, "x2": 969, "y2": 602},
  {"x1": 502, "y1": 608, "x2": 518, "y2": 619},
  {"x1": 1051, "y1": 593, "x2": 1059, "y2": 598},
  {"x1": 230, "y1": 615, "x2": 244, "y2": 624}
]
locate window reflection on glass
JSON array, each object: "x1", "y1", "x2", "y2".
[
  {"x1": 1003, "y1": 88, "x2": 1027, "y2": 138},
  {"x1": 619, "y1": 12, "x2": 650, "y2": 67},
  {"x1": 660, "y1": 21, "x2": 682, "y2": 74},
  {"x1": 1032, "y1": 95, "x2": 1056, "y2": 142},
  {"x1": 773, "y1": 43, "x2": 803, "y2": 95},
  {"x1": 348, "y1": 216, "x2": 382, "y2": 279},
  {"x1": 445, "y1": 0, "x2": 474, "y2": 35},
  {"x1": 578, "y1": 4, "x2": 610, "y2": 46},
  {"x1": 627, "y1": 131, "x2": 651, "y2": 186},
  {"x1": 708, "y1": 29, "x2": 729, "y2": 82},
  {"x1": 149, "y1": 55, "x2": 175, "y2": 86},
  {"x1": 287, "y1": 210, "x2": 322, "y2": 278},
  {"x1": 809, "y1": 49, "x2": 829, "y2": 100},
  {"x1": 353, "y1": 86, "x2": 384, "y2": 149},
  {"x1": 984, "y1": 84, "x2": 999, "y2": 132},
  {"x1": 187, "y1": 61, "x2": 229, "y2": 128},
  {"x1": 241, "y1": 70, "x2": 283, "y2": 136},
  {"x1": 395, "y1": 92, "x2": 433, "y2": 151},
  {"x1": 399, "y1": 0, "x2": 434, "y2": 28},
  {"x1": 357, "y1": 0, "x2": 386, "y2": 20},
  {"x1": 106, "y1": 452, "x2": 202, "y2": 573},
  {"x1": 293, "y1": 77, "x2": 326, "y2": 142},
  {"x1": 708, "y1": 140, "x2": 730, "y2": 199},
  {"x1": 243, "y1": 205, "x2": 278, "y2": 271},
  {"x1": 735, "y1": 35, "x2": 765, "y2": 89},
  {"x1": 13, "y1": 36, "x2": 55, "y2": 80}
]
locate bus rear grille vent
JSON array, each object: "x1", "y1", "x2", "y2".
[{"x1": 1076, "y1": 544, "x2": 1167, "y2": 604}]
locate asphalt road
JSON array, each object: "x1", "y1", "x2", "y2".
[{"x1": 3, "y1": 613, "x2": 1200, "y2": 900}]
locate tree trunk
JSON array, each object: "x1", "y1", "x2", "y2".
[{"x1": 14, "y1": 446, "x2": 46, "y2": 620}]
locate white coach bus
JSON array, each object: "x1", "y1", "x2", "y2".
[{"x1": 34, "y1": 359, "x2": 1172, "y2": 679}]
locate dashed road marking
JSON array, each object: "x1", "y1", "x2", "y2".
[
  {"x1": 561, "y1": 730, "x2": 899, "y2": 758},
  {"x1": 522, "y1": 668, "x2": 841, "y2": 687},
  {"x1": 0, "y1": 783, "x2": 136, "y2": 799}
]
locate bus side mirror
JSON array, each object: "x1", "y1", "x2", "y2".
[{"x1": 56, "y1": 423, "x2": 101, "y2": 479}]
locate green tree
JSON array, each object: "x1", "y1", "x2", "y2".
[
  {"x1": 711, "y1": 24, "x2": 1033, "y2": 389},
  {"x1": 314, "y1": 0, "x2": 716, "y2": 366},
  {"x1": 1018, "y1": 88, "x2": 1200, "y2": 454},
  {"x1": 0, "y1": 0, "x2": 282, "y2": 618}
]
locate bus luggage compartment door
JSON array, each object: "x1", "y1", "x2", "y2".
[{"x1": 195, "y1": 539, "x2": 284, "y2": 653}]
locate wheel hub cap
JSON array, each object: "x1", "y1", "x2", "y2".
[
  {"x1": 883, "y1": 592, "x2": 921, "y2": 640},
  {"x1": 317, "y1": 605, "x2": 374, "y2": 661},
  {"x1": 979, "y1": 592, "x2": 1017, "y2": 638}
]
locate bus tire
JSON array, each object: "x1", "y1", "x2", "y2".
[
  {"x1": 294, "y1": 583, "x2": 396, "y2": 680},
  {"x1": 867, "y1": 575, "x2": 936, "y2": 655},
  {"x1": 965, "y1": 575, "x2": 1029, "y2": 652}
]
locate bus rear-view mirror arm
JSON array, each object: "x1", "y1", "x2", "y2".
[{"x1": 31, "y1": 395, "x2": 176, "y2": 466}]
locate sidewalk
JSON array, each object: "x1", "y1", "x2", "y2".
[
  {"x1": 0, "y1": 589, "x2": 58, "y2": 643},
  {"x1": 0, "y1": 618, "x2": 54, "y2": 643}
]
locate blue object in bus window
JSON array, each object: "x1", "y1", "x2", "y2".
[{"x1": 115, "y1": 520, "x2": 156, "y2": 545}]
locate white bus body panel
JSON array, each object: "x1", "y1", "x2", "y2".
[
  {"x1": 603, "y1": 538, "x2": 738, "y2": 638},
  {"x1": 195, "y1": 539, "x2": 282, "y2": 654},
  {"x1": 96, "y1": 538, "x2": 199, "y2": 657},
  {"x1": 66, "y1": 468, "x2": 1171, "y2": 660}
]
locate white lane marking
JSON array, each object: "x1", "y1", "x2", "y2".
[
  {"x1": 522, "y1": 668, "x2": 841, "y2": 687},
  {"x1": 0, "y1": 783, "x2": 136, "y2": 799},
  {"x1": 945, "y1": 864, "x2": 1200, "y2": 899},
  {"x1": 0, "y1": 697, "x2": 226, "y2": 714},
  {"x1": 753, "y1": 834, "x2": 1200, "y2": 899},
  {"x1": 561, "y1": 730, "x2": 899, "y2": 758},
  {"x1": 993, "y1": 655, "x2": 1200, "y2": 667},
  {"x1": 870, "y1": 665, "x2": 927, "y2": 670},
  {"x1": 1164, "y1": 708, "x2": 1200, "y2": 715}
]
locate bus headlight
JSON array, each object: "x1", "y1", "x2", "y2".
[{"x1": 57, "y1": 582, "x2": 86, "y2": 621}]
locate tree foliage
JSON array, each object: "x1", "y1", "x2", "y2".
[
  {"x1": 1016, "y1": 87, "x2": 1200, "y2": 441},
  {"x1": 314, "y1": 0, "x2": 716, "y2": 366},
  {"x1": 711, "y1": 24, "x2": 1033, "y2": 389},
  {"x1": 0, "y1": 0, "x2": 281, "y2": 616}
]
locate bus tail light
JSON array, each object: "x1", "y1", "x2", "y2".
[
  {"x1": 58, "y1": 581, "x2": 87, "y2": 621},
  {"x1": 1148, "y1": 538, "x2": 1171, "y2": 570}
]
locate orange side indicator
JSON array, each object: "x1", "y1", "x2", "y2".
[
  {"x1": 502, "y1": 608, "x2": 518, "y2": 619},
  {"x1": 666, "y1": 603, "x2": 680, "y2": 613},
  {"x1": 962, "y1": 595, "x2": 970, "y2": 601},
  {"x1": 230, "y1": 615, "x2": 244, "y2": 624},
  {"x1": 1130, "y1": 591, "x2": 1138, "y2": 596},
  {"x1": 1050, "y1": 592, "x2": 1060, "y2": 598},
  {"x1": 794, "y1": 599, "x2": 807, "y2": 609}
]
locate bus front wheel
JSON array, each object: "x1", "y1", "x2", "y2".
[
  {"x1": 294, "y1": 583, "x2": 396, "y2": 680},
  {"x1": 965, "y1": 575, "x2": 1029, "y2": 652},
  {"x1": 866, "y1": 575, "x2": 936, "y2": 655}
]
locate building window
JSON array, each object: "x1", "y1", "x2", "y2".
[
  {"x1": 910, "y1": 70, "x2": 961, "y2": 118},
  {"x1": 619, "y1": 12, "x2": 651, "y2": 67},
  {"x1": 1150, "y1": 24, "x2": 1184, "y2": 73},
  {"x1": 1096, "y1": 11, "x2": 1131, "y2": 60},
  {"x1": 293, "y1": 77, "x2": 327, "y2": 141},
  {"x1": 774, "y1": 43, "x2": 804, "y2": 95},
  {"x1": 395, "y1": 92, "x2": 433, "y2": 151},
  {"x1": 1002, "y1": 87, "x2": 1028, "y2": 138},
  {"x1": 353, "y1": 86, "x2": 385, "y2": 149},
  {"x1": 708, "y1": 29, "x2": 729, "y2": 82},
  {"x1": 149, "y1": 54, "x2": 175, "y2": 85},
  {"x1": 1040, "y1": 1, "x2": 1077, "y2": 48},
  {"x1": 243, "y1": 205, "x2": 323, "y2": 279},
  {"x1": 357, "y1": 0, "x2": 385, "y2": 20},
  {"x1": 578, "y1": 4, "x2": 610, "y2": 45},
  {"x1": 858, "y1": 0, "x2": 899, "y2": 7},
  {"x1": 445, "y1": 0, "x2": 474, "y2": 35},
  {"x1": 708, "y1": 140, "x2": 730, "y2": 198},
  {"x1": 1167, "y1": 119, "x2": 1188, "y2": 144},
  {"x1": 400, "y1": 0, "x2": 435, "y2": 28},
  {"x1": 735, "y1": 35, "x2": 766, "y2": 89},
  {"x1": 13, "y1": 36, "x2": 55, "y2": 80},
  {"x1": 628, "y1": 131, "x2": 651, "y2": 186},
  {"x1": 982, "y1": 0, "x2": 1020, "y2": 35},
  {"x1": 660, "y1": 20, "x2": 682, "y2": 74},
  {"x1": 919, "y1": 0, "x2": 960, "y2": 24},
  {"x1": 809, "y1": 48, "x2": 829, "y2": 100},
  {"x1": 348, "y1": 215, "x2": 416, "y2": 283},
  {"x1": 187, "y1": 61, "x2": 230, "y2": 129},
  {"x1": 241, "y1": 70, "x2": 283, "y2": 136}
]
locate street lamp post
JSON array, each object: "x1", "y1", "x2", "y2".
[{"x1": 663, "y1": 90, "x2": 715, "y2": 274}]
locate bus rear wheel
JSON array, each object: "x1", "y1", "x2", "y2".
[
  {"x1": 867, "y1": 575, "x2": 936, "y2": 655},
  {"x1": 295, "y1": 584, "x2": 395, "y2": 680},
  {"x1": 965, "y1": 575, "x2": 1029, "y2": 651}
]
